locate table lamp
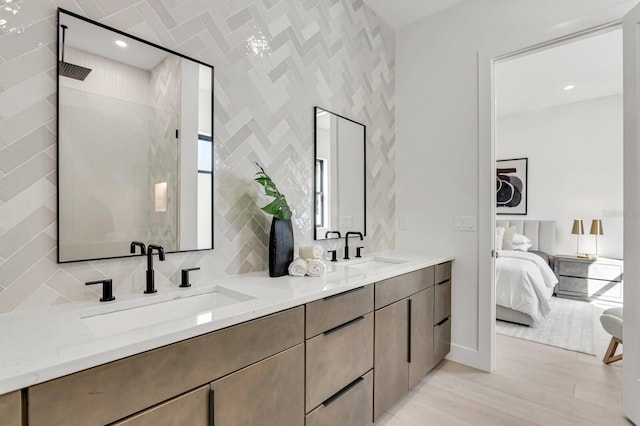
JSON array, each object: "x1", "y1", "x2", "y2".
[
  {"x1": 571, "y1": 219, "x2": 584, "y2": 256},
  {"x1": 590, "y1": 219, "x2": 603, "y2": 257}
]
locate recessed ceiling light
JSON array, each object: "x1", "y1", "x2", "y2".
[
  {"x1": 115, "y1": 40, "x2": 127, "y2": 48},
  {"x1": 564, "y1": 85, "x2": 575, "y2": 91}
]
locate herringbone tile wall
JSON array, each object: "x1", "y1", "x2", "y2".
[{"x1": 0, "y1": 0, "x2": 395, "y2": 313}]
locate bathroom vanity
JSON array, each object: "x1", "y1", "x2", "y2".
[{"x1": 0, "y1": 255, "x2": 451, "y2": 425}]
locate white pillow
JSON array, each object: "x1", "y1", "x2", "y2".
[
  {"x1": 512, "y1": 242, "x2": 532, "y2": 252},
  {"x1": 512, "y1": 233, "x2": 531, "y2": 245},
  {"x1": 502, "y1": 226, "x2": 516, "y2": 250},
  {"x1": 496, "y1": 227, "x2": 505, "y2": 250}
]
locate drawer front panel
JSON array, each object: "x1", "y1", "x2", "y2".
[
  {"x1": 306, "y1": 285, "x2": 374, "y2": 338},
  {"x1": 0, "y1": 391, "x2": 21, "y2": 426},
  {"x1": 434, "y1": 279, "x2": 451, "y2": 324},
  {"x1": 434, "y1": 316, "x2": 451, "y2": 365},
  {"x1": 558, "y1": 261, "x2": 622, "y2": 282},
  {"x1": 28, "y1": 307, "x2": 304, "y2": 426},
  {"x1": 305, "y1": 371, "x2": 373, "y2": 426},
  {"x1": 558, "y1": 277, "x2": 622, "y2": 299},
  {"x1": 435, "y1": 262, "x2": 452, "y2": 284},
  {"x1": 306, "y1": 312, "x2": 374, "y2": 411},
  {"x1": 375, "y1": 267, "x2": 435, "y2": 309},
  {"x1": 112, "y1": 385, "x2": 209, "y2": 426},
  {"x1": 211, "y1": 344, "x2": 304, "y2": 426}
]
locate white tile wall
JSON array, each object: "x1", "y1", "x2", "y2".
[{"x1": 0, "y1": 0, "x2": 396, "y2": 313}]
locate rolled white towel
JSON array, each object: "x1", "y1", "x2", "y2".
[
  {"x1": 288, "y1": 257, "x2": 308, "y2": 277},
  {"x1": 299, "y1": 245, "x2": 324, "y2": 259},
  {"x1": 306, "y1": 258, "x2": 326, "y2": 277}
]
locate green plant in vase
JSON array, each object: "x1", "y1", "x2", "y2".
[
  {"x1": 254, "y1": 163, "x2": 292, "y2": 220},
  {"x1": 254, "y1": 163, "x2": 293, "y2": 277}
]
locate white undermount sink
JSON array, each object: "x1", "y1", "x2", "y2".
[
  {"x1": 81, "y1": 287, "x2": 255, "y2": 337},
  {"x1": 345, "y1": 256, "x2": 409, "y2": 271}
]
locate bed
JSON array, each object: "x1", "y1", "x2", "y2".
[{"x1": 496, "y1": 220, "x2": 558, "y2": 326}]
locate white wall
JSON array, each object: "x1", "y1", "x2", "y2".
[
  {"x1": 395, "y1": 0, "x2": 633, "y2": 370},
  {"x1": 497, "y1": 95, "x2": 623, "y2": 258}
]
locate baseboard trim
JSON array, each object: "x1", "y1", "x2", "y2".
[{"x1": 446, "y1": 343, "x2": 491, "y2": 372}]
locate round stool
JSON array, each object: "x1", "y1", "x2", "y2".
[{"x1": 599, "y1": 307, "x2": 623, "y2": 364}]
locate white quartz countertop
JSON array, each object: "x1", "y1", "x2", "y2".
[{"x1": 0, "y1": 251, "x2": 453, "y2": 395}]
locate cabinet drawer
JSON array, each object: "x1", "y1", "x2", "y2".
[
  {"x1": 435, "y1": 262, "x2": 451, "y2": 284},
  {"x1": 28, "y1": 307, "x2": 304, "y2": 426},
  {"x1": 112, "y1": 385, "x2": 209, "y2": 426},
  {"x1": 306, "y1": 312, "x2": 373, "y2": 411},
  {"x1": 305, "y1": 371, "x2": 373, "y2": 426},
  {"x1": 558, "y1": 277, "x2": 622, "y2": 299},
  {"x1": 211, "y1": 344, "x2": 304, "y2": 426},
  {"x1": 434, "y1": 279, "x2": 451, "y2": 324},
  {"x1": 375, "y1": 267, "x2": 434, "y2": 309},
  {"x1": 434, "y1": 316, "x2": 451, "y2": 365},
  {"x1": 557, "y1": 261, "x2": 622, "y2": 282},
  {"x1": 0, "y1": 391, "x2": 21, "y2": 426},
  {"x1": 306, "y1": 285, "x2": 373, "y2": 338}
]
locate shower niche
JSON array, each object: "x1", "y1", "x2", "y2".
[{"x1": 57, "y1": 9, "x2": 214, "y2": 263}]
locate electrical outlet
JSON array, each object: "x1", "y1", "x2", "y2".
[
  {"x1": 340, "y1": 216, "x2": 353, "y2": 227},
  {"x1": 399, "y1": 215, "x2": 409, "y2": 230}
]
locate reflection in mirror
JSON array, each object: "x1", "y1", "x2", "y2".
[
  {"x1": 314, "y1": 107, "x2": 366, "y2": 240},
  {"x1": 57, "y1": 9, "x2": 214, "y2": 262}
]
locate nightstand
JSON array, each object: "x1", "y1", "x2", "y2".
[{"x1": 554, "y1": 255, "x2": 623, "y2": 303}]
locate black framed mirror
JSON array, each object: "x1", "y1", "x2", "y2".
[
  {"x1": 313, "y1": 107, "x2": 366, "y2": 240},
  {"x1": 57, "y1": 9, "x2": 214, "y2": 262}
]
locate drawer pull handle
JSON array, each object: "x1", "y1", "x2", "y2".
[
  {"x1": 323, "y1": 286, "x2": 365, "y2": 300},
  {"x1": 322, "y1": 376, "x2": 365, "y2": 407},
  {"x1": 209, "y1": 389, "x2": 215, "y2": 426},
  {"x1": 437, "y1": 279, "x2": 450, "y2": 286},
  {"x1": 435, "y1": 317, "x2": 449, "y2": 327},
  {"x1": 323, "y1": 316, "x2": 365, "y2": 335},
  {"x1": 407, "y1": 299, "x2": 412, "y2": 363}
]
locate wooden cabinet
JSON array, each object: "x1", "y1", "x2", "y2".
[
  {"x1": 374, "y1": 262, "x2": 452, "y2": 421},
  {"x1": 28, "y1": 307, "x2": 304, "y2": 426},
  {"x1": 210, "y1": 344, "x2": 304, "y2": 426},
  {"x1": 434, "y1": 262, "x2": 452, "y2": 364},
  {"x1": 408, "y1": 287, "x2": 435, "y2": 388},
  {"x1": 555, "y1": 255, "x2": 623, "y2": 303},
  {"x1": 0, "y1": 391, "x2": 21, "y2": 426},
  {"x1": 112, "y1": 386, "x2": 209, "y2": 426},
  {"x1": 305, "y1": 286, "x2": 374, "y2": 426}
]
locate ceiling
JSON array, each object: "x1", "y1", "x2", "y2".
[
  {"x1": 363, "y1": 0, "x2": 464, "y2": 29},
  {"x1": 60, "y1": 13, "x2": 168, "y2": 71},
  {"x1": 496, "y1": 29, "x2": 622, "y2": 116}
]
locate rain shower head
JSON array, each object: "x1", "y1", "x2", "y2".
[{"x1": 59, "y1": 24, "x2": 92, "y2": 81}]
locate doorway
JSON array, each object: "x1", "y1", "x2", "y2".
[{"x1": 493, "y1": 28, "x2": 623, "y2": 359}]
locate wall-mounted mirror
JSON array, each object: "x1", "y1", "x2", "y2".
[
  {"x1": 314, "y1": 107, "x2": 366, "y2": 240},
  {"x1": 57, "y1": 9, "x2": 214, "y2": 262}
]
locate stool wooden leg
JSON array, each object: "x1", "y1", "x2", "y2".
[{"x1": 603, "y1": 336, "x2": 623, "y2": 364}]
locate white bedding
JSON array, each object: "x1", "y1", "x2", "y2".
[{"x1": 496, "y1": 250, "x2": 558, "y2": 324}]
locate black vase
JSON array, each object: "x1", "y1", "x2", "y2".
[{"x1": 269, "y1": 217, "x2": 294, "y2": 277}]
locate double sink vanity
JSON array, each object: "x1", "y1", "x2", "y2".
[{"x1": 0, "y1": 255, "x2": 452, "y2": 425}]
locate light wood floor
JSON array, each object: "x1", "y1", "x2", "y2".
[{"x1": 375, "y1": 333, "x2": 628, "y2": 425}]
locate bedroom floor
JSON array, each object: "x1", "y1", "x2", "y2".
[{"x1": 375, "y1": 331, "x2": 627, "y2": 425}]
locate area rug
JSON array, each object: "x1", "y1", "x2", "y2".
[{"x1": 496, "y1": 297, "x2": 596, "y2": 355}]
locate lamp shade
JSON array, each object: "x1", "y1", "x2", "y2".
[
  {"x1": 590, "y1": 219, "x2": 603, "y2": 235},
  {"x1": 571, "y1": 219, "x2": 584, "y2": 235}
]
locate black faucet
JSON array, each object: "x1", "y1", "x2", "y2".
[
  {"x1": 145, "y1": 244, "x2": 165, "y2": 294},
  {"x1": 324, "y1": 231, "x2": 342, "y2": 239},
  {"x1": 344, "y1": 231, "x2": 363, "y2": 260},
  {"x1": 86, "y1": 279, "x2": 115, "y2": 302},
  {"x1": 130, "y1": 241, "x2": 146, "y2": 255}
]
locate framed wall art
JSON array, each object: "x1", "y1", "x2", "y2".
[{"x1": 496, "y1": 157, "x2": 527, "y2": 215}]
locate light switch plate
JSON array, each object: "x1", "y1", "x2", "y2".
[{"x1": 454, "y1": 216, "x2": 476, "y2": 231}]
